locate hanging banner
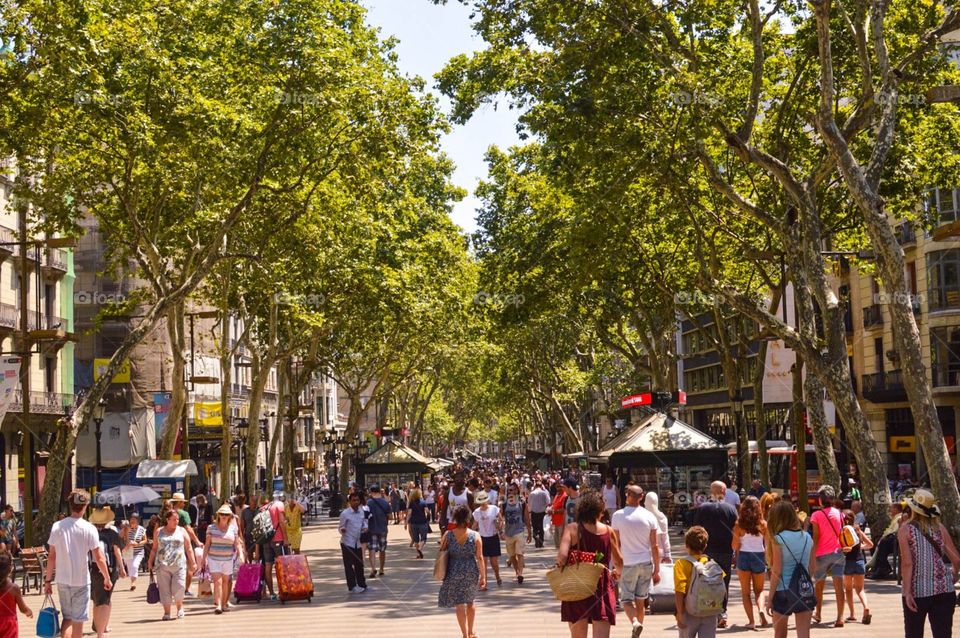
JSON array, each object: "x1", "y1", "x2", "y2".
[
  {"x1": 193, "y1": 402, "x2": 223, "y2": 427},
  {"x1": 0, "y1": 357, "x2": 20, "y2": 424},
  {"x1": 93, "y1": 358, "x2": 131, "y2": 383}
]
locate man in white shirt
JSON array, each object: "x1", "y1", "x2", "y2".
[
  {"x1": 601, "y1": 476, "x2": 620, "y2": 520},
  {"x1": 527, "y1": 480, "x2": 550, "y2": 548},
  {"x1": 44, "y1": 489, "x2": 112, "y2": 638},
  {"x1": 611, "y1": 485, "x2": 661, "y2": 638},
  {"x1": 338, "y1": 492, "x2": 368, "y2": 593}
]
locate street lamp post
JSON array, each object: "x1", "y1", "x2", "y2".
[
  {"x1": 93, "y1": 397, "x2": 107, "y2": 492},
  {"x1": 324, "y1": 430, "x2": 348, "y2": 517}
]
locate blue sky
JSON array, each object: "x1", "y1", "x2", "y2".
[{"x1": 363, "y1": 0, "x2": 520, "y2": 235}]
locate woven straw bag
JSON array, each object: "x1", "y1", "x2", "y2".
[
  {"x1": 546, "y1": 561, "x2": 605, "y2": 601},
  {"x1": 546, "y1": 524, "x2": 606, "y2": 601}
]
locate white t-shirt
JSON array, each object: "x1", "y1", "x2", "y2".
[
  {"x1": 601, "y1": 485, "x2": 618, "y2": 510},
  {"x1": 447, "y1": 488, "x2": 469, "y2": 520},
  {"x1": 472, "y1": 505, "x2": 501, "y2": 538},
  {"x1": 49, "y1": 516, "x2": 100, "y2": 587},
  {"x1": 611, "y1": 505, "x2": 659, "y2": 566}
]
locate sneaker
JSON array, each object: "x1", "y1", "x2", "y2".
[
  {"x1": 214, "y1": 607, "x2": 223, "y2": 615},
  {"x1": 351, "y1": 585, "x2": 366, "y2": 593},
  {"x1": 184, "y1": 590, "x2": 194, "y2": 598},
  {"x1": 631, "y1": 622, "x2": 644, "y2": 638},
  {"x1": 177, "y1": 609, "x2": 185, "y2": 619}
]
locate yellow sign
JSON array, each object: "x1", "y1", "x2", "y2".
[
  {"x1": 889, "y1": 436, "x2": 916, "y2": 453},
  {"x1": 193, "y1": 402, "x2": 223, "y2": 427},
  {"x1": 93, "y1": 358, "x2": 131, "y2": 383}
]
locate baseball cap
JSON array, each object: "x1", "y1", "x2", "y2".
[
  {"x1": 563, "y1": 477, "x2": 580, "y2": 490},
  {"x1": 370, "y1": 485, "x2": 381, "y2": 493}
]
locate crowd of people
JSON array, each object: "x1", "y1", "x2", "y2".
[
  {"x1": 1, "y1": 460, "x2": 955, "y2": 638},
  {"x1": 337, "y1": 462, "x2": 959, "y2": 638}
]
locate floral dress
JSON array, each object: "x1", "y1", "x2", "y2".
[{"x1": 438, "y1": 530, "x2": 480, "y2": 608}]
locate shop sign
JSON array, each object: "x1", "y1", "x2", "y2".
[{"x1": 888, "y1": 436, "x2": 916, "y2": 453}]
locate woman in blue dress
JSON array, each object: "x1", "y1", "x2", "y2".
[{"x1": 438, "y1": 504, "x2": 486, "y2": 638}]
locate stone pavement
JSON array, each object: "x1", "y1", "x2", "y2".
[{"x1": 26, "y1": 517, "x2": 930, "y2": 637}]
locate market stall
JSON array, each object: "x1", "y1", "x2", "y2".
[
  {"x1": 591, "y1": 411, "x2": 726, "y2": 523},
  {"x1": 355, "y1": 440, "x2": 444, "y2": 490}
]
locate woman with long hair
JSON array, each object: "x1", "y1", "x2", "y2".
[
  {"x1": 841, "y1": 509, "x2": 873, "y2": 624},
  {"x1": 760, "y1": 491, "x2": 780, "y2": 521},
  {"x1": 898, "y1": 489, "x2": 960, "y2": 638},
  {"x1": 733, "y1": 495, "x2": 769, "y2": 629},
  {"x1": 438, "y1": 505, "x2": 485, "y2": 638},
  {"x1": 555, "y1": 490, "x2": 623, "y2": 638},
  {"x1": 765, "y1": 501, "x2": 814, "y2": 638}
]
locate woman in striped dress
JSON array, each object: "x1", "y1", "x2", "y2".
[
  {"x1": 123, "y1": 513, "x2": 148, "y2": 590},
  {"x1": 199, "y1": 504, "x2": 246, "y2": 614}
]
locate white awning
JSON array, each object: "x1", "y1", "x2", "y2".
[{"x1": 135, "y1": 459, "x2": 199, "y2": 479}]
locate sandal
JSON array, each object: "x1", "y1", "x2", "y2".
[
  {"x1": 834, "y1": 620, "x2": 844, "y2": 628},
  {"x1": 862, "y1": 611, "x2": 872, "y2": 625},
  {"x1": 845, "y1": 616, "x2": 856, "y2": 622},
  {"x1": 759, "y1": 613, "x2": 770, "y2": 628}
]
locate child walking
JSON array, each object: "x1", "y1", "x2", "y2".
[
  {"x1": 674, "y1": 526, "x2": 724, "y2": 638},
  {"x1": 841, "y1": 510, "x2": 873, "y2": 624},
  {"x1": 0, "y1": 553, "x2": 32, "y2": 636}
]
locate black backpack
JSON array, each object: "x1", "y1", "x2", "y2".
[{"x1": 777, "y1": 532, "x2": 816, "y2": 612}]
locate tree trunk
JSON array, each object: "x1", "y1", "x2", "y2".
[
  {"x1": 804, "y1": 370, "x2": 841, "y2": 492},
  {"x1": 792, "y1": 359, "x2": 809, "y2": 514},
  {"x1": 37, "y1": 296, "x2": 176, "y2": 541},
  {"x1": 283, "y1": 363, "x2": 297, "y2": 493},
  {"x1": 244, "y1": 353, "x2": 269, "y2": 500},
  {"x1": 868, "y1": 210, "x2": 960, "y2": 538},
  {"x1": 266, "y1": 362, "x2": 286, "y2": 484},
  {"x1": 219, "y1": 310, "x2": 232, "y2": 502},
  {"x1": 160, "y1": 302, "x2": 186, "y2": 459}
]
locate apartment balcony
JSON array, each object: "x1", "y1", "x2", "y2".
[
  {"x1": 41, "y1": 248, "x2": 67, "y2": 280},
  {"x1": 863, "y1": 304, "x2": 884, "y2": 328},
  {"x1": 895, "y1": 222, "x2": 916, "y2": 246},
  {"x1": 932, "y1": 364, "x2": 960, "y2": 388},
  {"x1": 861, "y1": 369, "x2": 908, "y2": 402},
  {"x1": 0, "y1": 226, "x2": 15, "y2": 260},
  {"x1": 929, "y1": 284, "x2": 960, "y2": 311},
  {"x1": 8, "y1": 390, "x2": 72, "y2": 415}
]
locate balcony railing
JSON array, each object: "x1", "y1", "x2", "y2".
[
  {"x1": 895, "y1": 222, "x2": 917, "y2": 246},
  {"x1": 932, "y1": 364, "x2": 960, "y2": 388},
  {"x1": 44, "y1": 249, "x2": 67, "y2": 272},
  {"x1": 8, "y1": 390, "x2": 72, "y2": 415},
  {"x1": 0, "y1": 303, "x2": 15, "y2": 330},
  {"x1": 863, "y1": 304, "x2": 884, "y2": 328},
  {"x1": 929, "y1": 284, "x2": 960, "y2": 311},
  {"x1": 861, "y1": 369, "x2": 907, "y2": 402},
  {"x1": 25, "y1": 314, "x2": 67, "y2": 332}
]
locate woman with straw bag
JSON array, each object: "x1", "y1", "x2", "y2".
[{"x1": 553, "y1": 490, "x2": 622, "y2": 638}]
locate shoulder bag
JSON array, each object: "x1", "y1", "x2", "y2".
[
  {"x1": 433, "y1": 531, "x2": 450, "y2": 581},
  {"x1": 546, "y1": 524, "x2": 605, "y2": 602}
]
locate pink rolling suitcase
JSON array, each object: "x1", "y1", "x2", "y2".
[{"x1": 234, "y1": 562, "x2": 263, "y2": 603}]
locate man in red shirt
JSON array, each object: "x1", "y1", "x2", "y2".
[
  {"x1": 259, "y1": 492, "x2": 288, "y2": 600},
  {"x1": 548, "y1": 482, "x2": 567, "y2": 550}
]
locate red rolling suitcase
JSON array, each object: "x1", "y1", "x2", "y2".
[
  {"x1": 275, "y1": 551, "x2": 313, "y2": 604},
  {"x1": 234, "y1": 562, "x2": 263, "y2": 603}
]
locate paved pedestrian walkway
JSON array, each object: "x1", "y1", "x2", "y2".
[{"x1": 31, "y1": 517, "x2": 923, "y2": 637}]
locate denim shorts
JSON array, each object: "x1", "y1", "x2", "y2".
[
  {"x1": 620, "y1": 562, "x2": 654, "y2": 601},
  {"x1": 57, "y1": 583, "x2": 90, "y2": 622},
  {"x1": 814, "y1": 550, "x2": 845, "y2": 580},
  {"x1": 844, "y1": 559, "x2": 865, "y2": 575},
  {"x1": 737, "y1": 551, "x2": 767, "y2": 573},
  {"x1": 772, "y1": 588, "x2": 814, "y2": 616}
]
